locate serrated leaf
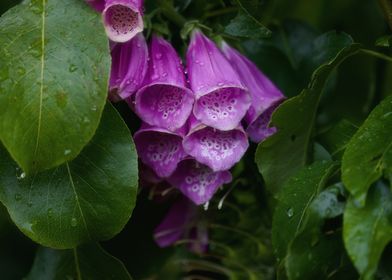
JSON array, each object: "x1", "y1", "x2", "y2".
[
  {"x1": 342, "y1": 95, "x2": 392, "y2": 204},
  {"x1": 272, "y1": 161, "x2": 337, "y2": 259},
  {"x1": 0, "y1": 0, "x2": 110, "y2": 174},
  {"x1": 343, "y1": 183, "x2": 392, "y2": 280},
  {"x1": 0, "y1": 104, "x2": 138, "y2": 249},
  {"x1": 27, "y1": 243, "x2": 132, "y2": 280},
  {"x1": 255, "y1": 32, "x2": 360, "y2": 194},
  {"x1": 225, "y1": 10, "x2": 271, "y2": 39}
]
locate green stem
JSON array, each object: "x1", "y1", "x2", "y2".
[
  {"x1": 160, "y1": 3, "x2": 187, "y2": 27},
  {"x1": 361, "y1": 49, "x2": 392, "y2": 63},
  {"x1": 378, "y1": 0, "x2": 392, "y2": 31},
  {"x1": 205, "y1": 7, "x2": 238, "y2": 19}
]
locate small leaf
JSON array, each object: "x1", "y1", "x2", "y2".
[
  {"x1": 343, "y1": 183, "x2": 392, "y2": 280},
  {"x1": 255, "y1": 33, "x2": 360, "y2": 194},
  {"x1": 225, "y1": 10, "x2": 271, "y2": 39},
  {"x1": 376, "y1": 35, "x2": 392, "y2": 47},
  {"x1": 27, "y1": 243, "x2": 132, "y2": 280},
  {"x1": 0, "y1": 0, "x2": 110, "y2": 174},
  {"x1": 0, "y1": 104, "x2": 138, "y2": 249},
  {"x1": 318, "y1": 119, "x2": 358, "y2": 159},
  {"x1": 272, "y1": 161, "x2": 338, "y2": 259},
  {"x1": 342, "y1": 95, "x2": 392, "y2": 204}
]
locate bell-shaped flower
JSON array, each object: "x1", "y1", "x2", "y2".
[
  {"x1": 183, "y1": 116, "x2": 249, "y2": 172},
  {"x1": 103, "y1": 0, "x2": 144, "y2": 42},
  {"x1": 109, "y1": 33, "x2": 148, "y2": 102},
  {"x1": 154, "y1": 197, "x2": 208, "y2": 254},
  {"x1": 186, "y1": 30, "x2": 251, "y2": 131},
  {"x1": 168, "y1": 159, "x2": 232, "y2": 205},
  {"x1": 85, "y1": 0, "x2": 105, "y2": 12},
  {"x1": 135, "y1": 35, "x2": 194, "y2": 131},
  {"x1": 134, "y1": 123, "x2": 188, "y2": 178},
  {"x1": 221, "y1": 42, "x2": 285, "y2": 142}
]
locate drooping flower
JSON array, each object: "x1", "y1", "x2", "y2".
[
  {"x1": 168, "y1": 159, "x2": 232, "y2": 205},
  {"x1": 134, "y1": 123, "x2": 188, "y2": 178},
  {"x1": 109, "y1": 33, "x2": 148, "y2": 102},
  {"x1": 103, "y1": 0, "x2": 144, "y2": 43},
  {"x1": 186, "y1": 30, "x2": 251, "y2": 131},
  {"x1": 135, "y1": 35, "x2": 194, "y2": 131},
  {"x1": 154, "y1": 197, "x2": 208, "y2": 253},
  {"x1": 221, "y1": 42, "x2": 285, "y2": 142},
  {"x1": 85, "y1": 0, "x2": 105, "y2": 12},
  {"x1": 183, "y1": 116, "x2": 249, "y2": 172}
]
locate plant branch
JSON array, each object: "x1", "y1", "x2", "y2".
[{"x1": 378, "y1": 0, "x2": 392, "y2": 32}]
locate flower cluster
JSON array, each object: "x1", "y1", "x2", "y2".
[
  {"x1": 128, "y1": 31, "x2": 285, "y2": 206},
  {"x1": 85, "y1": 0, "x2": 285, "y2": 252}
]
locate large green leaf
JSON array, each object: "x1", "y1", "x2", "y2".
[
  {"x1": 342, "y1": 95, "x2": 392, "y2": 204},
  {"x1": 225, "y1": 10, "x2": 271, "y2": 39},
  {"x1": 317, "y1": 120, "x2": 358, "y2": 160},
  {"x1": 27, "y1": 243, "x2": 132, "y2": 280},
  {"x1": 285, "y1": 185, "x2": 352, "y2": 280},
  {"x1": 343, "y1": 183, "x2": 392, "y2": 280},
  {"x1": 272, "y1": 161, "x2": 338, "y2": 259},
  {"x1": 0, "y1": 0, "x2": 110, "y2": 174},
  {"x1": 255, "y1": 33, "x2": 360, "y2": 195},
  {"x1": 0, "y1": 104, "x2": 138, "y2": 249}
]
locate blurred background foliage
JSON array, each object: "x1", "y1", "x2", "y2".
[{"x1": 1, "y1": 0, "x2": 391, "y2": 279}]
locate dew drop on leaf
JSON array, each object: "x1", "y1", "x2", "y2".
[
  {"x1": 286, "y1": 207, "x2": 294, "y2": 218},
  {"x1": 71, "y1": 217, "x2": 77, "y2": 227}
]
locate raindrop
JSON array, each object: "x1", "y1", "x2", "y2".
[
  {"x1": 47, "y1": 208, "x2": 53, "y2": 217},
  {"x1": 64, "y1": 149, "x2": 71, "y2": 156},
  {"x1": 14, "y1": 194, "x2": 22, "y2": 201},
  {"x1": 155, "y1": 53, "x2": 162, "y2": 59},
  {"x1": 286, "y1": 207, "x2": 294, "y2": 218},
  {"x1": 91, "y1": 105, "x2": 97, "y2": 111},
  {"x1": 16, "y1": 169, "x2": 26, "y2": 180},
  {"x1": 68, "y1": 64, "x2": 78, "y2": 73},
  {"x1": 16, "y1": 67, "x2": 26, "y2": 76},
  {"x1": 71, "y1": 218, "x2": 78, "y2": 227}
]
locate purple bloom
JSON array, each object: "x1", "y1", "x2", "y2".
[
  {"x1": 221, "y1": 42, "x2": 285, "y2": 142},
  {"x1": 183, "y1": 116, "x2": 249, "y2": 172},
  {"x1": 85, "y1": 0, "x2": 105, "y2": 12},
  {"x1": 103, "y1": 0, "x2": 144, "y2": 43},
  {"x1": 168, "y1": 159, "x2": 232, "y2": 205},
  {"x1": 154, "y1": 197, "x2": 193, "y2": 248},
  {"x1": 109, "y1": 33, "x2": 148, "y2": 102},
  {"x1": 186, "y1": 30, "x2": 251, "y2": 131},
  {"x1": 135, "y1": 35, "x2": 194, "y2": 131},
  {"x1": 154, "y1": 197, "x2": 208, "y2": 253},
  {"x1": 134, "y1": 123, "x2": 188, "y2": 178}
]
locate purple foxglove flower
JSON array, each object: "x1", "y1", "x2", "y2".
[
  {"x1": 109, "y1": 33, "x2": 148, "y2": 102},
  {"x1": 134, "y1": 123, "x2": 188, "y2": 178},
  {"x1": 183, "y1": 116, "x2": 249, "y2": 172},
  {"x1": 168, "y1": 159, "x2": 232, "y2": 205},
  {"x1": 135, "y1": 35, "x2": 194, "y2": 131},
  {"x1": 103, "y1": 0, "x2": 144, "y2": 43},
  {"x1": 154, "y1": 197, "x2": 193, "y2": 247},
  {"x1": 221, "y1": 42, "x2": 285, "y2": 143},
  {"x1": 85, "y1": 0, "x2": 105, "y2": 12},
  {"x1": 186, "y1": 30, "x2": 251, "y2": 131},
  {"x1": 154, "y1": 197, "x2": 209, "y2": 253}
]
